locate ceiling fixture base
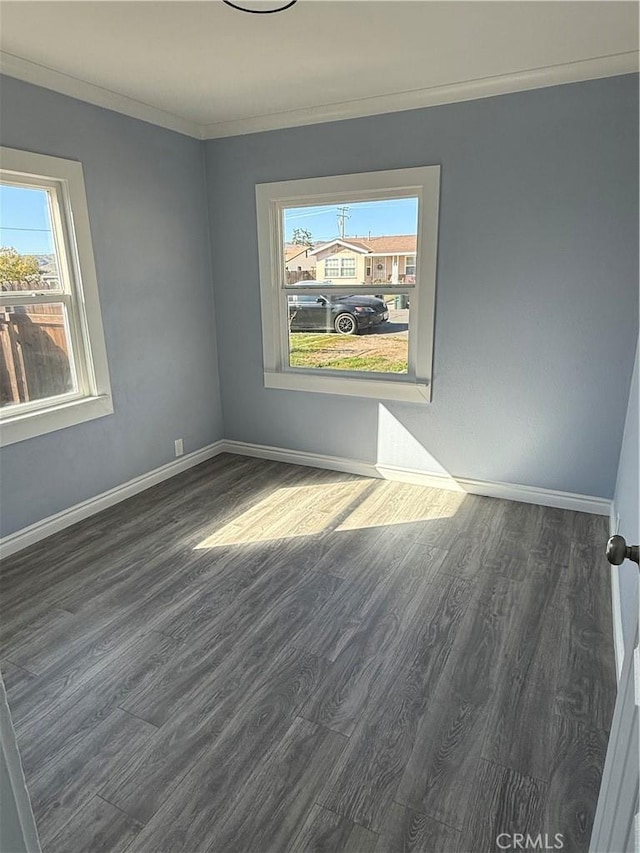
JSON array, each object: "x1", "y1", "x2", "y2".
[{"x1": 222, "y1": 0, "x2": 298, "y2": 14}]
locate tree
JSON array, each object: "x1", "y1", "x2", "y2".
[
  {"x1": 291, "y1": 228, "x2": 313, "y2": 247},
  {"x1": 0, "y1": 247, "x2": 43, "y2": 291}
]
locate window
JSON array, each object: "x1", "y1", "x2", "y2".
[
  {"x1": 324, "y1": 256, "x2": 356, "y2": 279},
  {"x1": 0, "y1": 147, "x2": 112, "y2": 445},
  {"x1": 405, "y1": 256, "x2": 416, "y2": 277},
  {"x1": 256, "y1": 166, "x2": 440, "y2": 402}
]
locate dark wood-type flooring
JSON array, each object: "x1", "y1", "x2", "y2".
[{"x1": 0, "y1": 454, "x2": 617, "y2": 853}]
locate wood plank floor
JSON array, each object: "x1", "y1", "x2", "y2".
[{"x1": 0, "y1": 454, "x2": 617, "y2": 853}]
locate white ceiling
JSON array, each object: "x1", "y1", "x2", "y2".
[{"x1": 0, "y1": 1, "x2": 638, "y2": 138}]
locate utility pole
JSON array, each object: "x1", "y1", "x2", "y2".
[{"x1": 337, "y1": 206, "x2": 350, "y2": 239}]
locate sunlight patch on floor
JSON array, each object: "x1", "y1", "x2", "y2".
[
  {"x1": 337, "y1": 479, "x2": 465, "y2": 532},
  {"x1": 194, "y1": 479, "x2": 372, "y2": 548},
  {"x1": 194, "y1": 478, "x2": 463, "y2": 549}
]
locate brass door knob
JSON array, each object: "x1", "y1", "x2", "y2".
[{"x1": 606, "y1": 535, "x2": 640, "y2": 566}]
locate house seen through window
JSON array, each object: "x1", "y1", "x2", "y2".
[{"x1": 283, "y1": 197, "x2": 418, "y2": 376}]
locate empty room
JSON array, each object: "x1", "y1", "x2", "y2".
[{"x1": 0, "y1": 2, "x2": 638, "y2": 852}]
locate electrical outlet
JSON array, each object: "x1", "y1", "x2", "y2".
[{"x1": 174, "y1": 438, "x2": 184, "y2": 457}]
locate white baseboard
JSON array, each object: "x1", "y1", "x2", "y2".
[
  {"x1": 220, "y1": 440, "x2": 378, "y2": 480},
  {"x1": 0, "y1": 441, "x2": 225, "y2": 559},
  {"x1": 221, "y1": 439, "x2": 612, "y2": 516},
  {"x1": 2, "y1": 437, "x2": 612, "y2": 559}
]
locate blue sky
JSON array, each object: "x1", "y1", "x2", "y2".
[
  {"x1": 284, "y1": 197, "x2": 418, "y2": 243},
  {"x1": 0, "y1": 184, "x2": 55, "y2": 254},
  {"x1": 0, "y1": 185, "x2": 418, "y2": 253}
]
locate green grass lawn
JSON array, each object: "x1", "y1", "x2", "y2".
[{"x1": 289, "y1": 333, "x2": 408, "y2": 373}]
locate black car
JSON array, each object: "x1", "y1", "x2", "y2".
[{"x1": 288, "y1": 294, "x2": 389, "y2": 335}]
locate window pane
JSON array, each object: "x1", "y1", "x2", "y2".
[
  {"x1": 405, "y1": 256, "x2": 416, "y2": 280},
  {"x1": 288, "y1": 292, "x2": 409, "y2": 374},
  {"x1": 0, "y1": 303, "x2": 77, "y2": 407},
  {"x1": 282, "y1": 197, "x2": 419, "y2": 287},
  {"x1": 0, "y1": 184, "x2": 61, "y2": 291}
]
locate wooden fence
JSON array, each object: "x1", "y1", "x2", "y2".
[
  {"x1": 0, "y1": 305, "x2": 73, "y2": 406},
  {"x1": 286, "y1": 270, "x2": 316, "y2": 285}
]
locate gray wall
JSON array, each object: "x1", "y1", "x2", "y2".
[
  {"x1": 1, "y1": 74, "x2": 637, "y2": 539},
  {"x1": 206, "y1": 74, "x2": 638, "y2": 499},
  {"x1": 614, "y1": 339, "x2": 639, "y2": 653},
  {"x1": 0, "y1": 76, "x2": 223, "y2": 538}
]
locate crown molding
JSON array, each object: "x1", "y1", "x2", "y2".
[
  {"x1": 1, "y1": 49, "x2": 637, "y2": 142},
  {"x1": 0, "y1": 51, "x2": 202, "y2": 139},
  {"x1": 201, "y1": 51, "x2": 639, "y2": 139}
]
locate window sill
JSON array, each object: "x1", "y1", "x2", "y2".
[
  {"x1": 264, "y1": 371, "x2": 431, "y2": 403},
  {"x1": 0, "y1": 394, "x2": 114, "y2": 447}
]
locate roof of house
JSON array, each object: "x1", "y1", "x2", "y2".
[
  {"x1": 308, "y1": 239, "x2": 370, "y2": 256},
  {"x1": 285, "y1": 246, "x2": 317, "y2": 270},
  {"x1": 363, "y1": 235, "x2": 417, "y2": 254},
  {"x1": 309, "y1": 235, "x2": 417, "y2": 256},
  {"x1": 285, "y1": 246, "x2": 311, "y2": 263},
  {"x1": 333, "y1": 238, "x2": 372, "y2": 252}
]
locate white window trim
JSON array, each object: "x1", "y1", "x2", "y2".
[
  {"x1": 0, "y1": 147, "x2": 113, "y2": 446},
  {"x1": 256, "y1": 166, "x2": 440, "y2": 403}
]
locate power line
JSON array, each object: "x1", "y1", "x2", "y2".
[{"x1": 0, "y1": 227, "x2": 52, "y2": 233}]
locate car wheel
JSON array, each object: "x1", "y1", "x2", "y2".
[{"x1": 334, "y1": 313, "x2": 358, "y2": 335}]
